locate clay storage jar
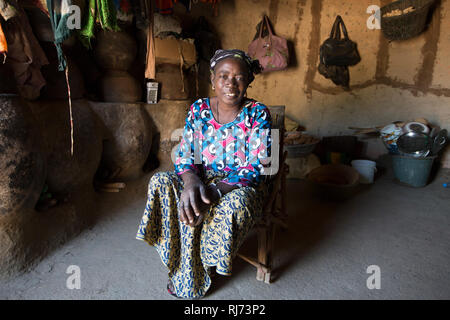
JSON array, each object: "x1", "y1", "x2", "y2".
[
  {"x1": 94, "y1": 30, "x2": 141, "y2": 102},
  {"x1": 0, "y1": 95, "x2": 46, "y2": 216}
]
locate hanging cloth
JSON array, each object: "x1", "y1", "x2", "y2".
[
  {"x1": 1, "y1": 0, "x2": 49, "y2": 100},
  {"x1": 174, "y1": 0, "x2": 191, "y2": 12},
  {"x1": 0, "y1": 0, "x2": 18, "y2": 21},
  {"x1": 46, "y1": 0, "x2": 74, "y2": 71},
  {"x1": 79, "y1": 0, "x2": 120, "y2": 48},
  {"x1": 46, "y1": 0, "x2": 79, "y2": 154},
  {"x1": 0, "y1": 20, "x2": 7, "y2": 63},
  {"x1": 31, "y1": 0, "x2": 49, "y2": 15},
  {"x1": 199, "y1": 0, "x2": 220, "y2": 16},
  {"x1": 155, "y1": 0, "x2": 173, "y2": 15}
]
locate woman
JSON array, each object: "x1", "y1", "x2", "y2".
[{"x1": 136, "y1": 49, "x2": 272, "y2": 299}]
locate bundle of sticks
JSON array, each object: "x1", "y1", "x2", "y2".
[{"x1": 95, "y1": 182, "x2": 126, "y2": 193}]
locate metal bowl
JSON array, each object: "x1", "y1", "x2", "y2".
[{"x1": 396, "y1": 131, "x2": 432, "y2": 157}]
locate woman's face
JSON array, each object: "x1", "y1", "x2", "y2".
[{"x1": 211, "y1": 58, "x2": 250, "y2": 108}]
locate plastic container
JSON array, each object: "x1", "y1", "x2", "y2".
[
  {"x1": 391, "y1": 155, "x2": 436, "y2": 187},
  {"x1": 351, "y1": 160, "x2": 377, "y2": 184}
]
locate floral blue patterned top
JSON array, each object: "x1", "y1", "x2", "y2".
[{"x1": 174, "y1": 98, "x2": 272, "y2": 187}]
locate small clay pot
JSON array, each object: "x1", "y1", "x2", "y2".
[
  {"x1": 29, "y1": 100, "x2": 104, "y2": 194},
  {"x1": 99, "y1": 70, "x2": 142, "y2": 103},
  {"x1": 94, "y1": 30, "x2": 138, "y2": 71}
]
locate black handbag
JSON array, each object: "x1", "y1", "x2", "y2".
[{"x1": 320, "y1": 15, "x2": 361, "y2": 66}]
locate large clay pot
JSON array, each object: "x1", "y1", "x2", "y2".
[
  {"x1": 29, "y1": 100, "x2": 104, "y2": 194},
  {"x1": 89, "y1": 102, "x2": 153, "y2": 181},
  {"x1": 0, "y1": 95, "x2": 46, "y2": 216}
]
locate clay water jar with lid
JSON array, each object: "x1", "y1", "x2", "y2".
[
  {"x1": 94, "y1": 30, "x2": 141, "y2": 102},
  {"x1": 0, "y1": 94, "x2": 46, "y2": 216}
]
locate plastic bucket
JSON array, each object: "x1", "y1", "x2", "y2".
[
  {"x1": 392, "y1": 155, "x2": 436, "y2": 188},
  {"x1": 351, "y1": 160, "x2": 377, "y2": 184}
]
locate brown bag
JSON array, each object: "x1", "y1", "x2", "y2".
[{"x1": 248, "y1": 16, "x2": 289, "y2": 73}]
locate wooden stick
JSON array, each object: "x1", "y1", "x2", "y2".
[
  {"x1": 237, "y1": 253, "x2": 270, "y2": 273},
  {"x1": 100, "y1": 182, "x2": 126, "y2": 189},
  {"x1": 98, "y1": 188, "x2": 120, "y2": 193}
]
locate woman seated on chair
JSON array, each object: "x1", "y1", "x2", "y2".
[{"x1": 136, "y1": 49, "x2": 272, "y2": 299}]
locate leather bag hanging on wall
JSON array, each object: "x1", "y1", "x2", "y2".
[
  {"x1": 248, "y1": 15, "x2": 289, "y2": 73},
  {"x1": 320, "y1": 15, "x2": 360, "y2": 67},
  {"x1": 318, "y1": 63, "x2": 349, "y2": 88}
]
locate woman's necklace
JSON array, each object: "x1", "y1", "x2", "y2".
[
  {"x1": 215, "y1": 98, "x2": 242, "y2": 124},
  {"x1": 216, "y1": 99, "x2": 220, "y2": 123}
]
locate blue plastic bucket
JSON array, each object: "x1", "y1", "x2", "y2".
[{"x1": 391, "y1": 155, "x2": 436, "y2": 187}]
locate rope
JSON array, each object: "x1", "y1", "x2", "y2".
[
  {"x1": 64, "y1": 61, "x2": 74, "y2": 156},
  {"x1": 178, "y1": 42, "x2": 185, "y2": 93}
]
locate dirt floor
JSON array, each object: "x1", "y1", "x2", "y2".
[{"x1": 1, "y1": 157, "x2": 449, "y2": 300}]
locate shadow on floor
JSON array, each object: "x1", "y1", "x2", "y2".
[{"x1": 248, "y1": 178, "x2": 376, "y2": 283}]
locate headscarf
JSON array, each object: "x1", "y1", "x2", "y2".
[{"x1": 210, "y1": 49, "x2": 261, "y2": 84}]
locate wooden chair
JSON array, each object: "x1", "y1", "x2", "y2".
[{"x1": 237, "y1": 105, "x2": 289, "y2": 283}]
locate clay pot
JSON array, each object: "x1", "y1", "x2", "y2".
[
  {"x1": 94, "y1": 30, "x2": 138, "y2": 71},
  {"x1": 29, "y1": 100, "x2": 104, "y2": 194},
  {"x1": 99, "y1": 70, "x2": 142, "y2": 103},
  {"x1": 0, "y1": 95, "x2": 46, "y2": 216},
  {"x1": 89, "y1": 102, "x2": 153, "y2": 181},
  {"x1": 94, "y1": 30, "x2": 141, "y2": 102}
]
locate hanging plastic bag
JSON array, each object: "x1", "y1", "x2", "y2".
[{"x1": 248, "y1": 15, "x2": 289, "y2": 73}]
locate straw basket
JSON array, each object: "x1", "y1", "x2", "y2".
[{"x1": 380, "y1": 0, "x2": 435, "y2": 40}]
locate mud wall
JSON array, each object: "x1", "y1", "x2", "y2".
[{"x1": 177, "y1": 0, "x2": 450, "y2": 166}]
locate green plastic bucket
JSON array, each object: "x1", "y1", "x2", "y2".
[{"x1": 392, "y1": 155, "x2": 436, "y2": 187}]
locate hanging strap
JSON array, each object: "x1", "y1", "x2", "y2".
[
  {"x1": 258, "y1": 15, "x2": 274, "y2": 39},
  {"x1": 144, "y1": 0, "x2": 155, "y2": 79},
  {"x1": 178, "y1": 42, "x2": 185, "y2": 93},
  {"x1": 264, "y1": 15, "x2": 274, "y2": 36},
  {"x1": 330, "y1": 15, "x2": 349, "y2": 40}
]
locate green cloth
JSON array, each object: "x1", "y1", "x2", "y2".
[
  {"x1": 46, "y1": 0, "x2": 73, "y2": 71},
  {"x1": 79, "y1": 0, "x2": 120, "y2": 48}
]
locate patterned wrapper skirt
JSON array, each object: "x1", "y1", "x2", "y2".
[{"x1": 136, "y1": 169, "x2": 266, "y2": 299}]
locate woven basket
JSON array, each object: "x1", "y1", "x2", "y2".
[
  {"x1": 380, "y1": 0, "x2": 435, "y2": 40},
  {"x1": 285, "y1": 142, "x2": 318, "y2": 158}
]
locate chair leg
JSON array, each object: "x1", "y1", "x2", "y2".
[{"x1": 256, "y1": 223, "x2": 275, "y2": 283}]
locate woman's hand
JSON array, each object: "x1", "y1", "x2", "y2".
[{"x1": 179, "y1": 172, "x2": 215, "y2": 227}]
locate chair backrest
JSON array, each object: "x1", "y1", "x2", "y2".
[
  {"x1": 264, "y1": 105, "x2": 285, "y2": 177},
  {"x1": 268, "y1": 105, "x2": 285, "y2": 131}
]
